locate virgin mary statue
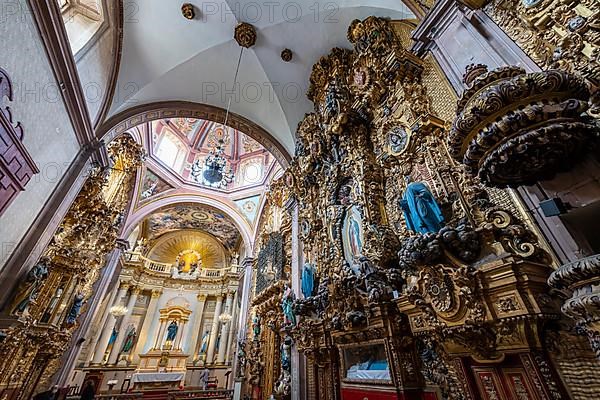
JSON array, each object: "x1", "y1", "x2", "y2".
[{"x1": 400, "y1": 178, "x2": 444, "y2": 234}]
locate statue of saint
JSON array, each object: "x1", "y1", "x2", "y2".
[
  {"x1": 11, "y1": 257, "x2": 50, "y2": 316},
  {"x1": 252, "y1": 314, "x2": 261, "y2": 339},
  {"x1": 281, "y1": 335, "x2": 292, "y2": 371},
  {"x1": 66, "y1": 292, "x2": 85, "y2": 325},
  {"x1": 301, "y1": 263, "x2": 315, "y2": 299},
  {"x1": 108, "y1": 327, "x2": 118, "y2": 345},
  {"x1": 199, "y1": 331, "x2": 210, "y2": 354},
  {"x1": 121, "y1": 325, "x2": 136, "y2": 352},
  {"x1": 400, "y1": 177, "x2": 444, "y2": 234},
  {"x1": 281, "y1": 285, "x2": 296, "y2": 327},
  {"x1": 166, "y1": 321, "x2": 178, "y2": 341},
  {"x1": 41, "y1": 286, "x2": 64, "y2": 323}
]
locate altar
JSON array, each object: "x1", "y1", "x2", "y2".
[{"x1": 132, "y1": 372, "x2": 185, "y2": 391}]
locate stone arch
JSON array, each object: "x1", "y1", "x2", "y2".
[
  {"x1": 96, "y1": 101, "x2": 291, "y2": 168},
  {"x1": 122, "y1": 194, "x2": 255, "y2": 256}
]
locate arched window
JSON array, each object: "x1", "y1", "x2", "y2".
[
  {"x1": 156, "y1": 131, "x2": 187, "y2": 172},
  {"x1": 236, "y1": 157, "x2": 264, "y2": 187},
  {"x1": 59, "y1": 0, "x2": 105, "y2": 56}
]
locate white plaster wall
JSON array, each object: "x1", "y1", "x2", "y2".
[
  {"x1": 143, "y1": 289, "x2": 201, "y2": 354},
  {"x1": 0, "y1": 0, "x2": 80, "y2": 269},
  {"x1": 73, "y1": 0, "x2": 119, "y2": 123}
]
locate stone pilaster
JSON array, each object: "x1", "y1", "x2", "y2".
[
  {"x1": 217, "y1": 291, "x2": 235, "y2": 363},
  {"x1": 188, "y1": 293, "x2": 207, "y2": 360},
  {"x1": 108, "y1": 286, "x2": 140, "y2": 364},
  {"x1": 132, "y1": 288, "x2": 162, "y2": 364},
  {"x1": 91, "y1": 282, "x2": 130, "y2": 365},
  {"x1": 206, "y1": 293, "x2": 224, "y2": 364}
]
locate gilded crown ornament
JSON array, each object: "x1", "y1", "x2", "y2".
[
  {"x1": 280, "y1": 48, "x2": 292, "y2": 62},
  {"x1": 234, "y1": 22, "x2": 257, "y2": 48},
  {"x1": 181, "y1": 3, "x2": 195, "y2": 20}
]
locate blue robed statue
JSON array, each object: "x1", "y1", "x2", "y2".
[
  {"x1": 301, "y1": 263, "x2": 315, "y2": 298},
  {"x1": 199, "y1": 331, "x2": 210, "y2": 354},
  {"x1": 166, "y1": 321, "x2": 178, "y2": 341},
  {"x1": 400, "y1": 177, "x2": 444, "y2": 234}
]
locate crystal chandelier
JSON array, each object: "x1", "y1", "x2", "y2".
[
  {"x1": 190, "y1": 137, "x2": 234, "y2": 188},
  {"x1": 109, "y1": 305, "x2": 128, "y2": 317},
  {"x1": 218, "y1": 313, "x2": 233, "y2": 324}
]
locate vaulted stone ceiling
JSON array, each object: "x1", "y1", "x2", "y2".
[
  {"x1": 110, "y1": 0, "x2": 415, "y2": 154},
  {"x1": 145, "y1": 203, "x2": 242, "y2": 250}
]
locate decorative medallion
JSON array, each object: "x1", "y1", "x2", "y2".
[
  {"x1": 281, "y1": 48, "x2": 293, "y2": 62},
  {"x1": 567, "y1": 16, "x2": 587, "y2": 32},
  {"x1": 234, "y1": 22, "x2": 257, "y2": 48},
  {"x1": 388, "y1": 125, "x2": 410, "y2": 155},
  {"x1": 181, "y1": 3, "x2": 195, "y2": 20},
  {"x1": 353, "y1": 67, "x2": 370, "y2": 89}
]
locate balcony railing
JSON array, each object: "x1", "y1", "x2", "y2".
[
  {"x1": 168, "y1": 389, "x2": 234, "y2": 399},
  {"x1": 124, "y1": 252, "x2": 238, "y2": 279}
]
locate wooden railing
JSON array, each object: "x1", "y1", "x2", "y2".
[
  {"x1": 167, "y1": 389, "x2": 234, "y2": 399},
  {"x1": 67, "y1": 394, "x2": 143, "y2": 400}
]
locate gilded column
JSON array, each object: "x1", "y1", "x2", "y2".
[
  {"x1": 206, "y1": 293, "x2": 224, "y2": 364},
  {"x1": 108, "y1": 286, "x2": 140, "y2": 364},
  {"x1": 132, "y1": 288, "x2": 162, "y2": 364},
  {"x1": 188, "y1": 293, "x2": 208, "y2": 359},
  {"x1": 91, "y1": 283, "x2": 129, "y2": 365},
  {"x1": 217, "y1": 291, "x2": 234, "y2": 364}
]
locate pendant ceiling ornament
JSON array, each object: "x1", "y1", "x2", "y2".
[{"x1": 191, "y1": 23, "x2": 257, "y2": 189}]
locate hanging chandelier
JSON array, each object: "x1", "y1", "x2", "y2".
[
  {"x1": 190, "y1": 24, "x2": 256, "y2": 189},
  {"x1": 190, "y1": 137, "x2": 234, "y2": 188}
]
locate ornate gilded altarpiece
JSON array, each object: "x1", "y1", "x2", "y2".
[
  {"x1": 0, "y1": 134, "x2": 144, "y2": 399},
  {"x1": 242, "y1": 183, "x2": 294, "y2": 400},
  {"x1": 244, "y1": 15, "x2": 600, "y2": 400}
]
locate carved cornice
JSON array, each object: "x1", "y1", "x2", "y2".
[
  {"x1": 449, "y1": 65, "x2": 599, "y2": 187},
  {"x1": 96, "y1": 101, "x2": 290, "y2": 168}
]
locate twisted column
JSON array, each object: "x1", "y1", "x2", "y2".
[{"x1": 206, "y1": 293, "x2": 224, "y2": 364}]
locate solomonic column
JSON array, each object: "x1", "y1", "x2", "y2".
[
  {"x1": 217, "y1": 291, "x2": 234, "y2": 364},
  {"x1": 108, "y1": 286, "x2": 140, "y2": 364},
  {"x1": 206, "y1": 293, "x2": 224, "y2": 364},
  {"x1": 132, "y1": 288, "x2": 162, "y2": 364},
  {"x1": 91, "y1": 282, "x2": 129, "y2": 365},
  {"x1": 188, "y1": 293, "x2": 207, "y2": 360}
]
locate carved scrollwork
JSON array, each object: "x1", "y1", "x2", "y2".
[{"x1": 450, "y1": 65, "x2": 599, "y2": 187}]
